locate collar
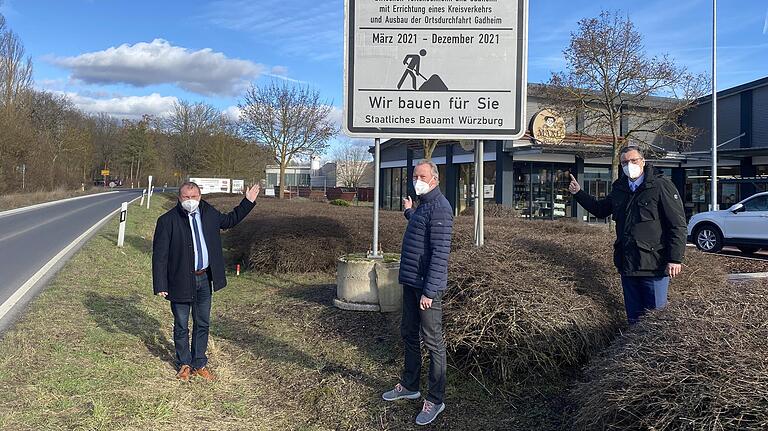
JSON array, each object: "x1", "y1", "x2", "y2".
[
  {"x1": 628, "y1": 173, "x2": 645, "y2": 189},
  {"x1": 418, "y1": 186, "x2": 441, "y2": 202}
]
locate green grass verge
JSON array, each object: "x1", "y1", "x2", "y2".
[{"x1": 0, "y1": 194, "x2": 567, "y2": 430}]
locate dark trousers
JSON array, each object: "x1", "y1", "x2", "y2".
[
  {"x1": 170, "y1": 272, "x2": 212, "y2": 369},
  {"x1": 401, "y1": 284, "x2": 446, "y2": 405},
  {"x1": 620, "y1": 275, "x2": 669, "y2": 324}
]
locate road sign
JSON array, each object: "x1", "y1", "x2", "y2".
[
  {"x1": 343, "y1": 0, "x2": 528, "y2": 139},
  {"x1": 101, "y1": 169, "x2": 110, "y2": 176}
]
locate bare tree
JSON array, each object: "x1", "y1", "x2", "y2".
[
  {"x1": 333, "y1": 140, "x2": 372, "y2": 187},
  {"x1": 422, "y1": 139, "x2": 441, "y2": 160},
  {"x1": 546, "y1": 11, "x2": 708, "y2": 182},
  {"x1": 239, "y1": 80, "x2": 336, "y2": 198},
  {"x1": 165, "y1": 100, "x2": 220, "y2": 178}
]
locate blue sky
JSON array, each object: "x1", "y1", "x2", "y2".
[{"x1": 1, "y1": 0, "x2": 766, "y2": 151}]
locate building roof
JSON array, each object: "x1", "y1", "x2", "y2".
[{"x1": 695, "y1": 75, "x2": 768, "y2": 104}]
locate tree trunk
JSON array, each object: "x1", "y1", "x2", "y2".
[{"x1": 278, "y1": 162, "x2": 287, "y2": 199}]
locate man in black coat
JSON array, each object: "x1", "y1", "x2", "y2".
[
  {"x1": 569, "y1": 146, "x2": 687, "y2": 324},
  {"x1": 152, "y1": 181, "x2": 259, "y2": 381},
  {"x1": 382, "y1": 160, "x2": 453, "y2": 427}
]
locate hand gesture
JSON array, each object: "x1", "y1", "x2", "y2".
[
  {"x1": 667, "y1": 263, "x2": 682, "y2": 278},
  {"x1": 245, "y1": 183, "x2": 261, "y2": 203},
  {"x1": 403, "y1": 196, "x2": 413, "y2": 210},
  {"x1": 568, "y1": 174, "x2": 581, "y2": 194},
  {"x1": 157, "y1": 292, "x2": 168, "y2": 298}
]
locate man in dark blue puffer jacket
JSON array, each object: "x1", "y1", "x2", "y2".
[{"x1": 382, "y1": 159, "x2": 453, "y2": 426}]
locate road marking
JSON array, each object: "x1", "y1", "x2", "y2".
[
  {"x1": 728, "y1": 272, "x2": 768, "y2": 281},
  {"x1": 0, "y1": 191, "x2": 119, "y2": 219},
  {"x1": 0, "y1": 194, "x2": 142, "y2": 322}
]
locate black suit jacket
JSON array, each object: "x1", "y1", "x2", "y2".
[{"x1": 152, "y1": 198, "x2": 255, "y2": 302}]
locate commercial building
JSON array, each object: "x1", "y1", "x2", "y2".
[{"x1": 376, "y1": 76, "x2": 768, "y2": 221}]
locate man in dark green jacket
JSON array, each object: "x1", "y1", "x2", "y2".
[{"x1": 569, "y1": 146, "x2": 687, "y2": 324}]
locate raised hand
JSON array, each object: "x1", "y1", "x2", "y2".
[
  {"x1": 403, "y1": 196, "x2": 413, "y2": 210},
  {"x1": 245, "y1": 183, "x2": 261, "y2": 203},
  {"x1": 568, "y1": 173, "x2": 581, "y2": 194}
]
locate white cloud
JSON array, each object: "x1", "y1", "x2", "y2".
[
  {"x1": 763, "y1": 9, "x2": 767, "y2": 35},
  {"x1": 223, "y1": 105, "x2": 242, "y2": 121},
  {"x1": 47, "y1": 39, "x2": 264, "y2": 96},
  {"x1": 60, "y1": 92, "x2": 179, "y2": 119},
  {"x1": 271, "y1": 65, "x2": 288, "y2": 76}
]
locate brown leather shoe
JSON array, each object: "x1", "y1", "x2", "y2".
[
  {"x1": 193, "y1": 367, "x2": 216, "y2": 381},
  {"x1": 176, "y1": 365, "x2": 192, "y2": 382}
]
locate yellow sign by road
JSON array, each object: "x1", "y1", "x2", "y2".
[{"x1": 101, "y1": 169, "x2": 110, "y2": 176}]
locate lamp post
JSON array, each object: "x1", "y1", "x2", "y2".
[{"x1": 711, "y1": 0, "x2": 718, "y2": 211}]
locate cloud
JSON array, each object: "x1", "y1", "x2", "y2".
[
  {"x1": 222, "y1": 105, "x2": 242, "y2": 121},
  {"x1": 47, "y1": 39, "x2": 264, "y2": 96},
  {"x1": 764, "y1": 9, "x2": 767, "y2": 35},
  {"x1": 201, "y1": 0, "x2": 342, "y2": 61},
  {"x1": 60, "y1": 92, "x2": 179, "y2": 119}
]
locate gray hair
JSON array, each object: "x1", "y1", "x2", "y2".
[
  {"x1": 416, "y1": 159, "x2": 439, "y2": 181},
  {"x1": 620, "y1": 145, "x2": 645, "y2": 159},
  {"x1": 178, "y1": 181, "x2": 200, "y2": 195}
]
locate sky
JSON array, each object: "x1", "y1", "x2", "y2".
[{"x1": 1, "y1": 0, "x2": 766, "y2": 153}]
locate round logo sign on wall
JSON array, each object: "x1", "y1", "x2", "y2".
[{"x1": 531, "y1": 109, "x2": 566, "y2": 145}]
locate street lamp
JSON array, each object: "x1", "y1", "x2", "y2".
[{"x1": 711, "y1": 0, "x2": 718, "y2": 211}]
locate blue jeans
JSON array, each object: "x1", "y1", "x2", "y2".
[
  {"x1": 170, "y1": 272, "x2": 212, "y2": 369},
  {"x1": 620, "y1": 275, "x2": 669, "y2": 324}
]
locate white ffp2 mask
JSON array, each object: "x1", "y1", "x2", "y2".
[
  {"x1": 181, "y1": 199, "x2": 200, "y2": 213},
  {"x1": 623, "y1": 163, "x2": 643, "y2": 180},
  {"x1": 414, "y1": 179, "x2": 431, "y2": 195}
]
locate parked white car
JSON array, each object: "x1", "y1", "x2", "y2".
[{"x1": 687, "y1": 191, "x2": 768, "y2": 254}]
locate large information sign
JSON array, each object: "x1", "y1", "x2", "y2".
[{"x1": 343, "y1": 0, "x2": 528, "y2": 139}]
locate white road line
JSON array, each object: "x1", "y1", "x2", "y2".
[
  {"x1": 728, "y1": 272, "x2": 768, "y2": 281},
  {"x1": 0, "y1": 194, "x2": 142, "y2": 322},
  {"x1": 0, "y1": 191, "x2": 119, "y2": 219}
]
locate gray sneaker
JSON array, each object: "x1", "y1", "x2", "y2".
[
  {"x1": 415, "y1": 400, "x2": 445, "y2": 426},
  {"x1": 382, "y1": 383, "x2": 421, "y2": 401}
]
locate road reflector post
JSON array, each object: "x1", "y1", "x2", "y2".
[
  {"x1": 236, "y1": 264, "x2": 241, "y2": 276},
  {"x1": 140, "y1": 189, "x2": 146, "y2": 207},
  {"x1": 117, "y1": 202, "x2": 128, "y2": 247},
  {"x1": 146, "y1": 175, "x2": 153, "y2": 209}
]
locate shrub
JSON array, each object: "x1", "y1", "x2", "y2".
[
  {"x1": 571, "y1": 273, "x2": 768, "y2": 430},
  {"x1": 329, "y1": 199, "x2": 351, "y2": 207},
  {"x1": 207, "y1": 195, "x2": 728, "y2": 389}
]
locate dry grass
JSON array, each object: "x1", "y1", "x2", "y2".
[
  {"x1": 572, "y1": 270, "x2": 768, "y2": 430},
  {"x1": 0, "y1": 194, "x2": 553, "y2": 430},
  {"x1": 0, "y1": 187, "x2": 106, "y2": 212}
]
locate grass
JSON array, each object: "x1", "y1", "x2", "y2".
[
  {"x1": 0, "y1": 194, "x2": 565, "y2": 430},
  {"x1": 0, "y1": 187, "x2": 108, "y2": 212}
]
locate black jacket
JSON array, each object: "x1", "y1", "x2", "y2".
[
  {"x1": 398, "y1": 187, "x2": 454, "y2": 299},
  {"x1": 574, "y1": 165, "x2": 687, "y2": 277},
  {"x1": 152, "y1": 198, "x2": 255, "y2": 302}
]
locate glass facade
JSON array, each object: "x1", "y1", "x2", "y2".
[
  {"x1": 512, "y1": 162, "x2": 573, "y2": 220},
  {"x1": 684, "y1": 166, "x2": 742, "y2": 218},
  {"x1": 581, "y1": 166, "x2": 612, "y2": 223},
  {"x1": 381, "y1": 167, "x2": 408, "y2": 211},
  {"x1": 456, "y1": 162, "x2": 496, "y2": 215}
]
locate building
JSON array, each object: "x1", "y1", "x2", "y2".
[
  {"x1": 376, "y1": 77, "x2": 768, "y2": 221},
  {"x1": 264, "y1": 161, "x2": 375, "y2": 190}
]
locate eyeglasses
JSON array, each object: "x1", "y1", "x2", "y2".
[{"x1": 620, "y1": 157, "x2": 643, "y2": 166}]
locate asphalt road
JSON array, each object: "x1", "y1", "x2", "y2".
[{"x1": 0, "y1": 189, "x2": 145, "y2": 331}]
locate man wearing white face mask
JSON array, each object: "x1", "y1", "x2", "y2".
[
  {"x1": 568, "y1": 146, "x2": 687, "y2": 324},
  {"x1": 383, "y1": 160, "x2": 453, "y2": 426},
  {"x1": 152, "y1": 181, "x2": 260, "y2": 381}
]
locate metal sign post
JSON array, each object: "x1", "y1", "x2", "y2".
[
  {"x1": 343, "y1": 0, "x2": 528, "y2": 140},
  {"x1": 117, "y1": 202, "x2": 128, "y2": 247},
  {"x1": 368, "y1": 137, "x2": 382, "y2": 258}
]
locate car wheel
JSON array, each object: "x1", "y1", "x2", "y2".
[
  {"x1": 693, "y1": 224, "x2": 723, "y2": 253},
  {"x1": 737, "y1": 246, "x2": 760, "y2": 255}
]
